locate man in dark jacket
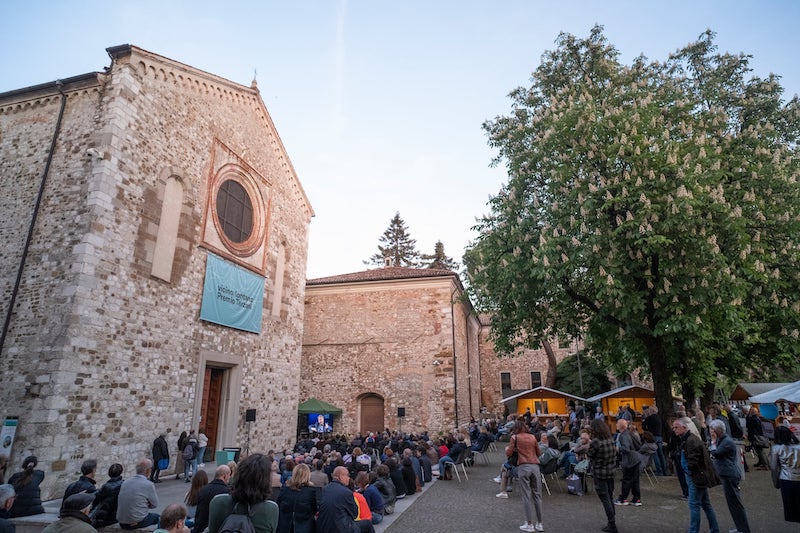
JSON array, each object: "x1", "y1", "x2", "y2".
[
  {"x1": 193, "y1": 465, "x2": 230, "y2": 533},
  {"x1": 709, "y1": 419, "x2": 751, "y2": 533},
  {"x1": 745, "y1": 406, "x2": 769, "y2": 468},
  {"x1": 673, "y1": 417, "x2": 720, "y2": 533},
  {"x1": 62, "y1": 460, "x2": 97, "y2": 511},
  {"x1": 150, "y1": 434, "x2": 169, "y2": 483},
  {"x1": 316, "y1": 467, "x2": 373, "y2": 533},
  {"x1": 89, "y1": 464, "x2": 124, "y2": 528}
]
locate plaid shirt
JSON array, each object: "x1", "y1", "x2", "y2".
[{"x1": 588, "y1": 437, "x2": 617, "y2": 479}]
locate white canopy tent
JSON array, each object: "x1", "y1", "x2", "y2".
[{"x1": 748, "y1": 380, "x2": 800, "y2": 404}]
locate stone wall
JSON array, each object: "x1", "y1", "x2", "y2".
[
  {"x1": 0, "y1": 45, "x2": 311, "y2": 498},
  {"x1": 301, "y1": 272, "x2": 480, "y2": 436}
]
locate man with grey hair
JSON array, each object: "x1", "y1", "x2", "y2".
[
  {"x1": 673, "y1": 417, "x2": 720, "y2": 533},
  {"x1": 116, "y1": 458, "x2": 159, "y2": 530},
  {"x1": 709, "y1": 419, "x2": 751, "y2": 533},
  {"x1": 613, "y1": 419, "x2": 642, "y2": 506},
  {"x1": 0, "y1": 484, "x2": 16, "y2": 533}
]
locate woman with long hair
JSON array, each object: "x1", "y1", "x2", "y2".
[
  {"x1": 185, "y1": 469, "x2": 209, "y2": 525},
  {"x1": 276, "y1": 463, "x2": 317, "y2": 533},
  {"x1": 9, "y1": 455, "x2": 45, "y2": 517},
  {"x1": 208, "y1": 453, "x2": 279, "y2": 533},
  {"x1": 587, "y1": 418, "x2": 618, "y2": 533}
]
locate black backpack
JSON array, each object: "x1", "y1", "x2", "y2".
[{"x1": 218, "y1": 507, "x2": 255, "y2": 533}]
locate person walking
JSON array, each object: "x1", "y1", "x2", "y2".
[
  {"x1": 508, "y1": 420, "x2": 544, "y2": 532},
  {"x1": 673, "y1": 417, "x2": 720, "y2": 533},
  {"x1": 709, "y1": 419, "x2": 751, "y2": 533},
  {"x1": 613, "y1": 419, "x2": 643, "y2": 507},
  {"x1": 588, "y1": 418, "x2": 618, "y2": 533},
  {"x1": 151, "y1": 433, "x2": 169, "y2": 483}
]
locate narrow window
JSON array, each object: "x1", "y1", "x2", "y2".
[
  {"x1": 271, "y1": 244, "x2": 286, "y2": 318},
  {"x1": 500, "y1": 372, "x2": 511, "y2": 391},
  {"x1": 531, "y1": 371, "x2": 542, "y2": 389},
  {"x1": 151, "y1": 176, "x2": 184, "y2": 282}
]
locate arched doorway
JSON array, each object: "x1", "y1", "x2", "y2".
[{"x1": 360, "y1": 394, "x2": 384, "y2": 434}]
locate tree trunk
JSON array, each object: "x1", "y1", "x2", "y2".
[
  {"x1": 542, "y1": 339, "x2": 558, "y2": 387},
  {"x1": 700, "y1": 381, "x2": 715, "y2": 410},
  {"x1": 643, "y1": 335, "x2": 674, "y2": 435},
  {"x1": 681, "y1": 382, "x2": 696, "y2": 411}
]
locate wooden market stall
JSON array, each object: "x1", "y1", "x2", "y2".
[
  {"x1": 587, "y1": 385, "x2": 656, "y2": 430},
  {"x1": 501, "y1": 386, "x2": 586, "y2": 422}
]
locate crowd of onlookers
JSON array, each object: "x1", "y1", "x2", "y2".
[
  {"x1": 0, "y1": 403, "x2": 797, "y2": 533},
  {"x1": 486, "y1": 401, "x2": 800, "y2": 533}
]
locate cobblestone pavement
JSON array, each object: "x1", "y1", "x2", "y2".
[
  {"x1": 145, "y1": 452, "x2": 796, "y2": 533},
  {"x1": 375, "y1": 449, "x2": 796, "y2": 533}
]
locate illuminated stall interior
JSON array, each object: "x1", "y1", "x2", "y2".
[{"x1": 502, "y1": 386, "x2": 586, "y2": 422}]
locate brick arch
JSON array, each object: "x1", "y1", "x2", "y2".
[{"x1": 357, "y1": 393, "x2": 385, "y2": 435}]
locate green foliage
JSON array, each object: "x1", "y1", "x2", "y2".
[
  {"x1": 366, "y1": 212, "x2": 421, "y2": 267},
  {"x1": 465, "y1": 26, "x2": 800, "y2": 409},
  {"x1": 553, "y1": 352, "x2": 612, "y2": 398},
  {"x1": 421, "y1": 240, "x2": 460, "y2": 270}
]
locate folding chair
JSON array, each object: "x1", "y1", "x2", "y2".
[
  {"x1": 472, "y1": 440, "x2": 492, "y2": 465},
  {"x1": 488, "y1": 440, "x2": 498, "y2": 452},
  {"x1": 539, "y1": 459, "x2": 561, "y2": 495},
  {"x1": 444, "y1": 449, "x2": 470, "y2": 482},
  {"x1": 640, "y1": 453, "x2": 659, "y2": 487}
]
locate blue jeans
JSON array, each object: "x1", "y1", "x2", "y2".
[
  {"x1": 683, "y1": 464, "x2": 719, "y2": 533},
  {"x1": 437, "y1": 456, "x2": 453, "y2": 476},
  {"x1": 197, "y1": 446, "x2": 207, "y2": 463},
  {"x1": 120, "y1": 513, "x2": 160, "y2": 529},
  {"x1": 558, "y1": 451, "x2": 577, "y2": 477},
  {"x1": 184, "y1": 458, "x2": 197, "y2": 480}
]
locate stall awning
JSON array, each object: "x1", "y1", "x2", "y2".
[
  {"x1": 297, "y1": 397, "x2": 343, "y2": 414},
  {"x1": 748, "y1": 380, "x2": 800, "y2": 404}
]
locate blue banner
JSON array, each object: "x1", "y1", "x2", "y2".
[{"x1": 200, "y1": 254, "x2": 265, "y2": 334}]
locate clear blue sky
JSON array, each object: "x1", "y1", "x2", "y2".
[{"x1": 2, "y1": 1, "x2": 798, "y2": 278}]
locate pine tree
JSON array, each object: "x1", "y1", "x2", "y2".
[
  {"x1": 366, "y1": 212, "x2": 421, "y2": 267},
  {"x1": 421, "y1": 240, "x2": 459, "y2": 270}
]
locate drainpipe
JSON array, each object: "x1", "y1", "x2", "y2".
[
  {"x1": 465, "y1": 312, "x2": 473, "y2": 418},
  {"x1": 450, "y1": 287, "x2": 459, "y2": 428},
  {"x1": 0, "y1": 81, "x2": 67, "y2": 356}
]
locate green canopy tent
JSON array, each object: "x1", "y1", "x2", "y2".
[
  {"x1": 297, "y1": 397, "x2": 343, "y2": 414},
  {"x1": 297, "y1": 398, "x2": 342, "y2": 438}
]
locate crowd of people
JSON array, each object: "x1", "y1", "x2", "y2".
[
  {"x1": 0, "y1": 403, "x2": 798, "y2": 533},
  {"x1": 489, "y1": 401, "x2": 800, "y2": 533}
]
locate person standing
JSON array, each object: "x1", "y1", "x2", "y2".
[
  {"x1": 614, "y1": 419, "x2": 642, "y2": 507},
  {"x1": 770, "y1": 425, "x2": 800, "y2": 524},
  {"x1": 197, "y1": 429, "x2": 209, "y2": 467},
  {"x1": 588, "y1": 418, "x2": 618, "y2": 533},
  {"x1": 176, "y1": 431, "x2": 188, "y2": 481},
  {"x1": 746, "y1": 406, "x2": 769, "y2": 469},
  {"x1": 709, "y1": 419, "x2": 751, "y2": 533},
  {"x1": 151, "y1": 433, "x2": 169, "y2": 483},
  {"x1": 673, "y1": 417, "x2": 720, "y2": 533},
  {"x1": 641, "y1": 405, "x2": 667, "y2": 476},
  {"x1": 116, "y1": 458, "x2": 159, "y2": 530},
  {"x1": 183, "y1": 436, "x2": 199, "y2": 483},
  {"x1": 508, "y1": 420, "x2": 544, "y2": 533}
]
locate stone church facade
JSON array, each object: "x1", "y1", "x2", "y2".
[{"x1": 0, "y1": 45, "x2": 312, "y2": 498}]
